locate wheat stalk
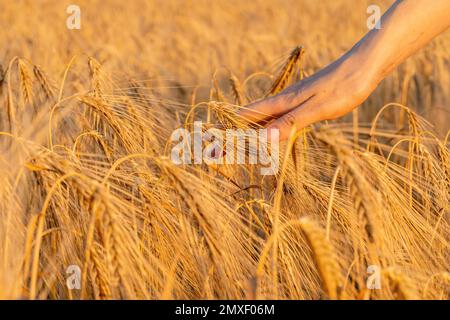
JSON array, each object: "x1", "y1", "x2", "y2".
[
  {"x1": 229, "y1": 73, "x2": 246, "y2": 105},
  {"x1": 296, "y1": 218, "x2": 342, "y2": 300},
  {"x1": 18, "y1": 59, "x2": 33, "y2": 105},
  {"x1": 266, "y1": 46, "x2": 305, "y2": 96},
  {"x1": 33, "y1": 64, "x2": 55, "y2": 99}
]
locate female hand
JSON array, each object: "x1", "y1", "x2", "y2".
[{"x1": 238, "y1": 52, "x2": 379, "y2": 141}]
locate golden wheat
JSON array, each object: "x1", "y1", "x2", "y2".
[{"x1": 0, "y1": 0, "x2": 448, "y2": 301}]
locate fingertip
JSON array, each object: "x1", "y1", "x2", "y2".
[{"x1": 236, "y1": 102, "x2": 266, "y2": 123}]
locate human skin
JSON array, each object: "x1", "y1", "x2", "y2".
[{"x1": 237, "y1": 0, "x2": 450, "y2": 141}]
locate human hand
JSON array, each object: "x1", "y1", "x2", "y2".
[{"x1": 238, "y1": 52, "x2": 380, "y2": 141}]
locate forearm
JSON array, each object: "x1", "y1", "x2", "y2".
[{"x1": 351, "y1": 0, "x2": 450, "y2": 84}]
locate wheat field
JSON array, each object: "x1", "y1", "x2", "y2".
[{"x1": 0, "y1": 0, "x2": 448, "y2": 300}]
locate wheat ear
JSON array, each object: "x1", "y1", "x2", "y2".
[
  {"x1": 297, "y1": 218, "x2": 341, "y2": 300},
  {"x1": 33, "y1": 64, "x2": 55, "y2": 99},
  {"x1": 266, "y1": 46, "x2": 304, "y2": 96},
  {"x1": 18, "y1": 59, "x2": 33, "y2": 105}
]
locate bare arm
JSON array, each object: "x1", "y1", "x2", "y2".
[{"x1": 238, "y1": 0, "x2": 450, "y2": 141}]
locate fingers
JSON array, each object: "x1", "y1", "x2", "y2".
[
  {"x1": 237, "y1": 84, "x2": 312, "y2": 124},
  {"x1": 236, "y1": 96, "x2": 284, "y2": 124},
  {"x1": 267, "y1": 98, "x2": 323, "y2": 141}
]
